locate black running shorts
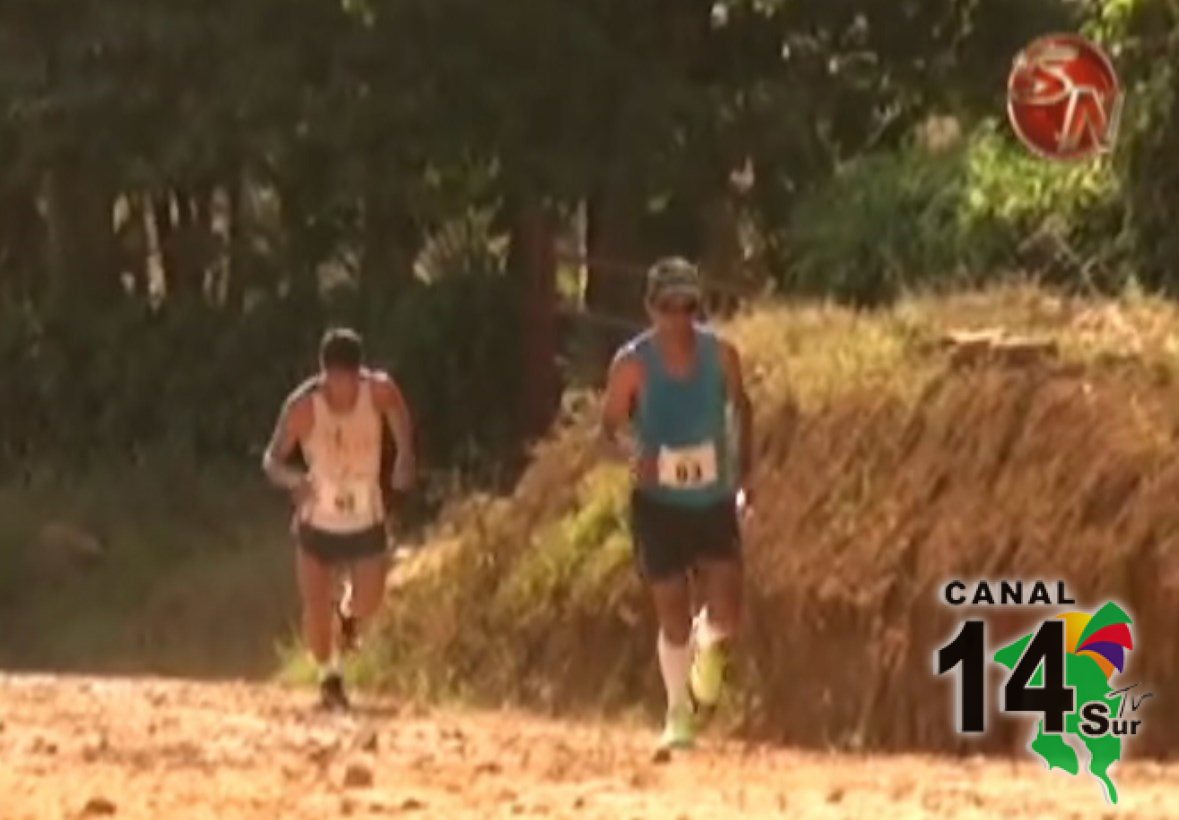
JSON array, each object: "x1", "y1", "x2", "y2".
[
  {"x1": 297, "y1": 523, "x2": 387, "y2": 565},
  {"x1": 629, "y1": 490, "x2": 741, "y2": 581}
]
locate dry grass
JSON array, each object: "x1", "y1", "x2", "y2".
[
  {"x1": 0, "y1": 457, "x2": 297, "y2": 678},
  {"x1": 365, "y1": 284, "x2": 1179, "y2": 757}
]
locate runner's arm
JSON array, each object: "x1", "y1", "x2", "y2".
[
  {"x1": 720, "y1": 341, "x2": 753, "y2": 489},
  {"x1": 372, "y1": 374, "x2": 416, "y2": 491},
  {"x1": 600, "y1": 352, "x2": 641, "y2": 463},
  {"x1": 262, "y1": 394, "x2": 312, "y2": 491}
]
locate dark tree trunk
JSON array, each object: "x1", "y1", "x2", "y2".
[
  {"x1": 584, "y1": 183, "x2": 645, "y2": 318},
  {"x1": 153, "y1": 191, "x2": 176, "y2": 297},
  {"x1": 171, "y1": 187, "x2": 199, "y2": 301},
  {"x1": 225, "y1": 168, "x2": 245, "y2": 312},
  {"x1": 698, "y1": 189, "x2": 760, "y2": 316},
  {"x1": 44, "y1": 159, "x2": 119, "y2": 308},
  {"x1": 507, "y1": 198, "x2": 561, "y2": 439},
  {"x1": 584, "y1": 0, "x2": 719, "y2": 316},
  {"x1": 173, "y1": 183, "x2": 216, "y2": 302},
  {"x1": 0, "y1": 180, "x2": 45, "y2": 303},
  {"x1": 361, "y1": 175, "x2": 420, "y2": 291},
  {"x1": 115, "y1": 192, "x2": 150, "y2": 298},
  {"x1": 287, "y1": 201, "x2": 318, "y2": 300}
]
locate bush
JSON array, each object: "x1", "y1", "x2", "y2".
[
  {"x1": 785, "y1": 123, "x2": 1123, "y2": 306},
  {"x1": 1102, "y1": 0, "x2": 1179, "y2": 292},
  {"x1": 353, "y1": 459, "x2": 648, "y2": 709},
  {"x1": 785, "y1": 142, "x2": 967, "y2": 306}
]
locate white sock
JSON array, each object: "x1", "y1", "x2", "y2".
[
  {"x1": 694, "y1": 606, "x2": 729, "y2": 650},
  {"x1": 657, "y1": 630, "x2": 692, "y2": 712}
]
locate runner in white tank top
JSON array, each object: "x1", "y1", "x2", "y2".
[
  {"x1": 300, "y1": 377, "x2": 385, "y2": 535},
  {"x1": 263, "y1": 328, "x2": 416, "y2": 710}
]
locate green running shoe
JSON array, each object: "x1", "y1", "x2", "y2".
[
  {"x1": 657, "y1": 702, "x2": 697, "y2": 752},
  {"x1": 689, "y1": 641, "x2": 729, "y2": 709}
]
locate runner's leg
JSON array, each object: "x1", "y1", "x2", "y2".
[
  {"x1": 650, "y1": 574, "x2": 699, "y2": 750},
  {"x1": 695, "y1": 557, "x2": 743, "y2": 641},
  {"x1": 651, "y1": 575, "x2": 693, "y2": 703},
  {"x1": 690, "y1": 556, "x2": 742, "y2": 707},
  {"x1": 347, "y1": 549, "x2": 389, "y2": 647},
  {"x1": 632, "y1": 491, "x2": 698, "y2": 748},
  {"x1": 295, "y1": 544, "x2": 336, "y2": 675},
  {"x1": 687, "y1": 494, "x2": 743, "y2": 707}
]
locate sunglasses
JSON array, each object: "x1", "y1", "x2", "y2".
[{"x1": 656, "y1": 299, "x2": 699, "y2": 315}]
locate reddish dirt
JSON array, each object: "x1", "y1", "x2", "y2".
[{"x1": 2, "y1": 674, "x2": 1177, "y2": 819}]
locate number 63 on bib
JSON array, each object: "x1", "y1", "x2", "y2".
[{"x1": 656, "y1": 443, "x2": 718, "y2": 488}]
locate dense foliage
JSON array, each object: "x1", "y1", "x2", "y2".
[
  {"x1": 787, "y1": 125, "x2": 1124, "y2": 304},
  {"x1": 786, "y1": 0, "x2": 1179, "y2": 305},
  {"x1": 0, "y1": 0, "x2": 1176, "y2": 475}
]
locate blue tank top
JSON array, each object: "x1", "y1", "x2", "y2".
[{"x1": 624, "y1": 325, "x2": 734, "y2": 508}]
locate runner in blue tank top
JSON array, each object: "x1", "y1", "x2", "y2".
[{"x1": 600, "y1": 258, "x2": 754, "y2": 755}]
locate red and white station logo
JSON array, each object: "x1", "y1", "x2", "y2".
[{"x1": 1006, "y1": 33, "x2": 1123, "y2": 161}]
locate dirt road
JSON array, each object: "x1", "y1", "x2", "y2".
[{"x1": 0, "y1": 674, "x2": 1175, "y2": 819}]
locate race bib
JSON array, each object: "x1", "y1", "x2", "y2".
[
  {"x1": 656, "y1": 442, "x2": 718, "y2": 489},
  {"x1": 332, "y1": 485, "x2": 366, "y2": 517},
  {"x1": 311, "y1": 478, "x2": 376, "y2": 525}
]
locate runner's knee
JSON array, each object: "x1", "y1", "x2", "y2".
[
  {"x1": 663, "y1": 622, "x2": 691, "y2": 645},
  {"x1": 296, "y1": 559, "x2": 334, "y2": 610},
  {"x1": 650, "y1": 577, "x2": 692, "y2": 644},
  {"x1": 340, "y1": 552, "x2": 384, "y2": 617},
  {"x1": 654, "y1": 602, "x2": 692, "y2": 645},
  {"x1": 710, "y1": 602, "x2": 742, "y2": 638},
  {"x1": 350, "y1": 575, "x2": 385, "y2": 619},
  {"x1": 699, "y1": 562, "x2": 743, "y2": 637},
  {"x1": 301, "y1": 590, "x2": 333, "y2": 619}
]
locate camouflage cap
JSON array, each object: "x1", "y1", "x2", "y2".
[{"x1": 646, "y1": 257, "x2": 702, "y2": 303}]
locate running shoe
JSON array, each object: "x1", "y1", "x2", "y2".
[
  {"x1": 657, "y1": 701, "x2": 697, "y2": 752},
  {"x1": 319, "y1": 672, "x2": 351, "y2": 712},
  {"x1": 689, "y1": 640, "x2": 729, "y2": 709}
]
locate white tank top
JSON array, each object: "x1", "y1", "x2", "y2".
[{"x1": 298, "y1": 379, "x2": 384, "y2": 533}]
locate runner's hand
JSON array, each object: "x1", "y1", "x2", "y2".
[
  {"x1": 386, "y1": 487, "x2": 411, "y2": 521},
  {"x1": 291, "y1": 476, "x2": 316, "y2": 509},
  {"x1": 633, "y1": 455, "x2": 658, "y2": 486},
  {"x1": 736, "y1": 486, "x2": 754, "y2": 519}
]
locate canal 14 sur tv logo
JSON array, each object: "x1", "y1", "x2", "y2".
[{"x1": 934, "y1": 580, "x2": 1153, "y2": 805}]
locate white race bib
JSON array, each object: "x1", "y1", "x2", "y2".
[
  {"x1": 656, "y1": 442, "x2": 718, "y2": 489},
  {"x1": 308, "y1": 477, "x2": 378, "y2": 529}
]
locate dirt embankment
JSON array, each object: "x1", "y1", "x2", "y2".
[
  {"x1": 370, "y1": 293, "x2": 1179, "y2": 758},
  {"x1": 741, "y1": 357, "x2": 1179, "y2": 756}
]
